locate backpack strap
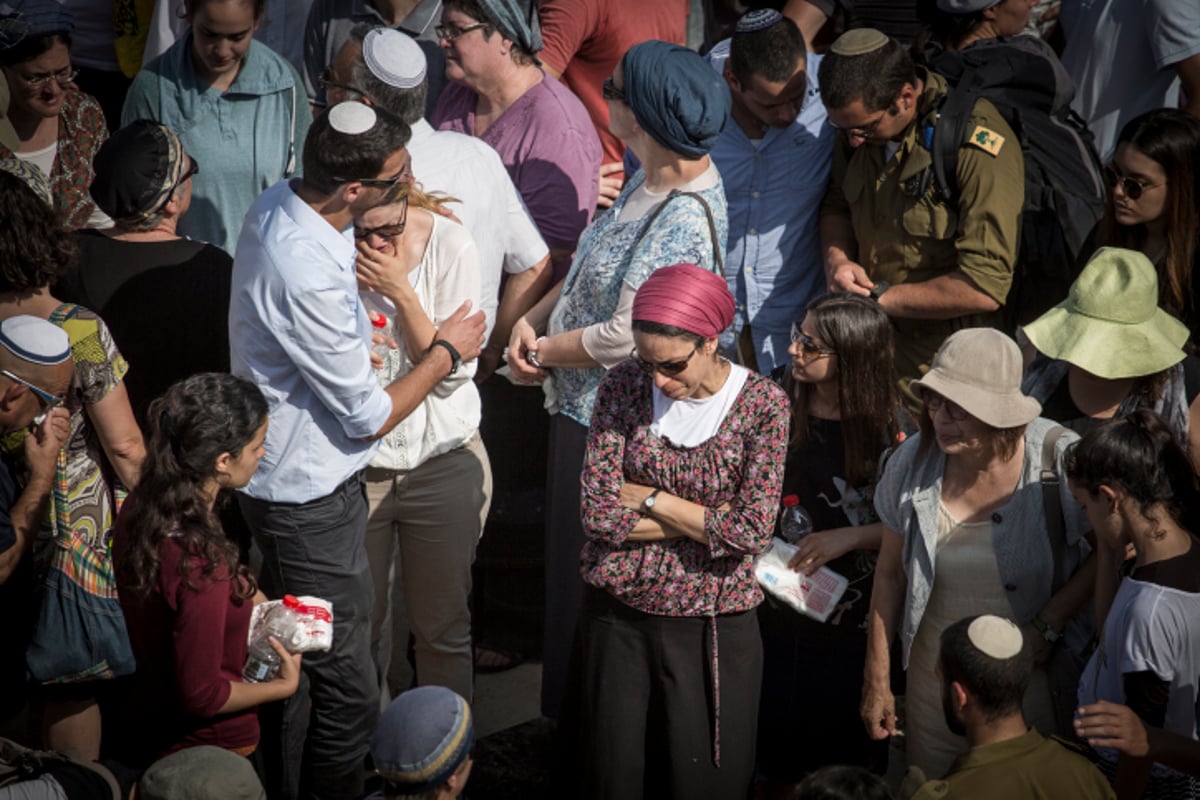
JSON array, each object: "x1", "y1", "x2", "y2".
[
  {"x1": 631, "y1": 189, "x2": 725, "y2": 276},
  {"x1": 1040, "y1": 425, "x2": 1069, "y2": 592},
  {"x1": 929, "y1": 80, "x2": 974, "y2": 205}
]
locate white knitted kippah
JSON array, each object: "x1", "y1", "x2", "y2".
[
  {"x1": 364, "y1": 28, "x2": 426, "y2": 90},
  {"x1": 0, "y1": 315, "x2": 70, "y2": 364},
  {"x1": 329, "y1": 101, "x2": 378, "y2": 135},
  {"x1": 967, "y1": 615, "x2": 1023, "y2": 660}
]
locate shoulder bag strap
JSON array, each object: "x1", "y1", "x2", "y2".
[
  {"x1": 630, "y1": 189, "x2": 725, "y2": 275},
  {"x1": 1040, "y1": 425, "x2": 1069, "y2": 592}
]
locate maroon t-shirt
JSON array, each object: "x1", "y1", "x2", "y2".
[{"x1": 115, "y1": 522, "x2": 258, "y2": 761}]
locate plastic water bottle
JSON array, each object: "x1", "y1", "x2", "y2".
[
  {"x1": 369, "y1": 312, "x2": 392, "y2": 365},
  {"x1": 243, "y1": 595, "x2": 301, "y2": 683},
  {"x1": 780, "y1": 495, "x2": 814, "y2": 544}
]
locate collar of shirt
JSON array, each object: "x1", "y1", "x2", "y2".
[
  {"x1": 354, "y1": 0, "x2": 442, "y2": 36},
  {"x1": 280, "y1": 179, "x2": 356, "y2": 271}
]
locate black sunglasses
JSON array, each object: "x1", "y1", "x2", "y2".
[
  {"x1": 333, "y1": 159, "x2": 413, "y2": 188},
  {"x1": 602, "y1": 76, "x2": 626, "y2": 103},
  {"x1": 354, "y1": 194, "x2": 409, "y2": 241},
  {"x1": 1102, "y1": 165, "x2": 1165, "y2": 200},
  {"x1": 630, "y1": 344, "x2": 700, "y2": 377}
]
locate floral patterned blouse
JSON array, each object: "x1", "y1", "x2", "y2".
[
  {"x1": 0, "y1": 90, "x2": 107, "y2": 230},
  {"x1": 546, "y1": 168, "x2": 728, "y2": 427},
  {"x1": 580, "y1": 360, "x2": 789, "y2": 617}
]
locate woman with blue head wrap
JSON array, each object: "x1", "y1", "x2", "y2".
[{"x1": 503, "y1": 38, "x2": 733, "y2": 737}]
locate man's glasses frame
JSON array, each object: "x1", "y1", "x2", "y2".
[
  {"x1": 602, "y1": 77, "x2": 626, "y2": 103},
  {"x1": 318, "y1": 67, "x2": 368, "y2": 100},
  {"x1": 2, "y1": 369, "x2": 65, "y2": 425}
]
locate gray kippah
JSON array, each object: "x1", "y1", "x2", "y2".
[
  {"x1": 936, "y1": 0, "x2": 999, "y2": 12},
  {"x1": 967, "y1": 615, "x2": 1023, "y2": 660},
  {"x1": 0, "y1": 315, "x2": 70, "y2": 364},
  {"x1": 328, "y1": 101, "x2": 377, "y2": 135},
  {"x1": 363, "y1": 27, "x2": 426, "y2": 89},
  {"x1": 736, "y1": 8, "x2": 783, "y2": 33},
  {"x1": 830, "y1": 28, "x2": 889, "y2": 56}
]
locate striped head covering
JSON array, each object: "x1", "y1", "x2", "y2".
[
  {"x1": 371, "y1": 686, "x2": 474, "y2": 795},
  {"x1": 90, "y1": 120, "x2": 188, "y2": 224}
]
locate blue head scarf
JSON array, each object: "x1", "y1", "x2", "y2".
[
  {"x1": 0, "y1": 0, "x2": 74, "y2": 51},
  {"x1": 476, "y1": 0, "x2": 542, "y2": 55},
  {"x1": 622, "y1": 41, "x2": 730, "y2": 159}
]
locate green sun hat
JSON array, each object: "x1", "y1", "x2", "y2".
[{"x1": 1022, "y1": 247, "x2": 1189, "y2": 380}]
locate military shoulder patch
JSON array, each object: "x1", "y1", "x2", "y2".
[{"x1": 966, "y1": 125, "x2": 1005, "y2": 156}]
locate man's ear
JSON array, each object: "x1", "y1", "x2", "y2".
[
  {"x1": 951, "y1": 680, "x2": 970, "y2": 712},
  {"x1": 723, "y1": 65, "x2": 741, "y2": 94}
]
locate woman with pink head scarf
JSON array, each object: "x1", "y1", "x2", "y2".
[{"x1": 567, "y1": 262, "x2": 789, "y2": 798}]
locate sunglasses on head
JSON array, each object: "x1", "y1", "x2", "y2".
[
  {"x1": 1102, "y1": 165, "x2": 1165, "y2": 200},
  {"x1": 789, "y1": 322, "x2": 836, "y2": 360},
  {"x1": 630, "y1": 344, "x2": 700, "y2": 377}
]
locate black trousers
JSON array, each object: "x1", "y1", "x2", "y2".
[
  {"x1": 568, "y1": 586, "x2": 762, "y2": 800},
  {"x1": 238, "y1": 474, "x2": 379, "y2": 800}
]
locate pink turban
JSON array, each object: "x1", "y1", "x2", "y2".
[{"x1": 632, "y1": 263, "x2": 735, "y2": 338}]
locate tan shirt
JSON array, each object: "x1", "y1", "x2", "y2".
[{"x1": 821, "y1": 68, "x2": 1025, "y2": 383}]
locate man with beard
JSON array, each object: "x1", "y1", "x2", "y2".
[{"x1": 901, "y1": 615, "x2": 1114, "y2": 799}]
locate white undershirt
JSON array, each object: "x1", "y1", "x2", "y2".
[
  {"x1": 617, "y1": 160, "x2": 721, "y2": 224},
  {"x1": 650, "y1": 362, "x2": 749, "y2": 448},
  {"x1": 15, "y1": 143, "x2": 113, "y2": 229}
]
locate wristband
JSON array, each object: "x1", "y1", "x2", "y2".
[
  {"x1": 526, "y1": 336, "x2": 548, "y2": 370},
  {"x1": 430, "y1": 339, "x2": 462, "y2": 376},
  {"x1": 1031, "y1": 615, "x2": 1061, "y2": 644}
]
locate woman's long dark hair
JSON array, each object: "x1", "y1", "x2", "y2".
[
  {"x1": 1064, "y1": 409, "x2": 1200, "y2": 534},
  {"x1": 1095, "y1": 109, "x2": 1200, "y2": 324},
  {"x1": 786, "y1": 293, "x2": 901, "y2": 486},
  {"x1": 115, "y1": 373, "x2": 267, "y2": 600}
]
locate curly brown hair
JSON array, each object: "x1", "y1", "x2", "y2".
[
  {"x1": 0, "y1": 172, "x2": 75, "y2": 292},
  {"x1": 115, "y1": 373, "x2": 266, "y2": 601}
]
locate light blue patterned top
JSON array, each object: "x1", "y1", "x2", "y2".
[{"x1": 547, "y1": 168, "x2": 728, "y2": 427}]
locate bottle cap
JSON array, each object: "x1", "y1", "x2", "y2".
[
  {"x1": 370, "y1": 313, "x2": 387, "y2": 329},
  {"x1": 782, "y1": 494, "x2": 799, "y2": 507},
  {"x1": 283, "y1": 595, "x2": 300, "y2": 607}
]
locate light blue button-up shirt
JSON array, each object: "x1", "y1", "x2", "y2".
[
  {"x1": 707, "y1": 43, "x2": 835, "y2": 372},
  {"x1": 230, "y1": 180, "x2": 393, "y2": 504}
]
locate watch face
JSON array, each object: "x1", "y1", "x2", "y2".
[{"x1": 644, "y1": 495, "x2": 656, "y2": 508}]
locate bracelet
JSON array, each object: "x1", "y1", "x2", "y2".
[
  {"x1": 1031, "y1": 615, "x2": 1061, "y2": 644},
  {"x1": 526, "y1": 336, "x2": 548, "y2": 370},
  {"x1": 430, "y1": 339, "x2": 462, "y2": 376}
]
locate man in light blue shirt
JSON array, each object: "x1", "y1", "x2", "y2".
[
  {"x1": 708, "y1": 9, "x2": 835, "y2": 373},
  {"x1": 230, "y1": 101, "x2": 485, "y2": 800}
]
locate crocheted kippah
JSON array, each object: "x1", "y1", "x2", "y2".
[
  {"x1": 830, "y1": 28, "x2": 889, "y2": 56},
  {"x1": 735, "y1": 8, "x2": 783, "y2": 33},
  {"x1": 363, "y1": 27, "x2": 426, "y2": 89}
]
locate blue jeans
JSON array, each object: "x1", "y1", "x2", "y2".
[{"x1": 239, "y1": 473, "x2": 378, "y2": 800}]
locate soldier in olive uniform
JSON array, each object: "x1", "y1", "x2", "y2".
[{"x1": 817, "y1": 29, "x2": 1024, "y2": 397}]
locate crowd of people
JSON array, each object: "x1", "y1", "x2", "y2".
[{"x1": 0, "y1": 0, "x2": 1199, "y2": 798}]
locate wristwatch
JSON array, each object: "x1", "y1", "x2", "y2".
[
  {"x1": 869, "y1": 280, "x2": 891, "y2": 301},
  {"x1": 1031, "y1": 615, "x2": 1061, "y2": 644},
  {"x1": 430, "y1": 339, "x2": 462, "y2": 376},
  {"x1": 642, "y1": 488, "x2": 662, "y2": 513}
]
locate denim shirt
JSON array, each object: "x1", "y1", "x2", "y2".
[{"x1": 875, "y1": 417, "x2": 1091, "y2": 666}]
